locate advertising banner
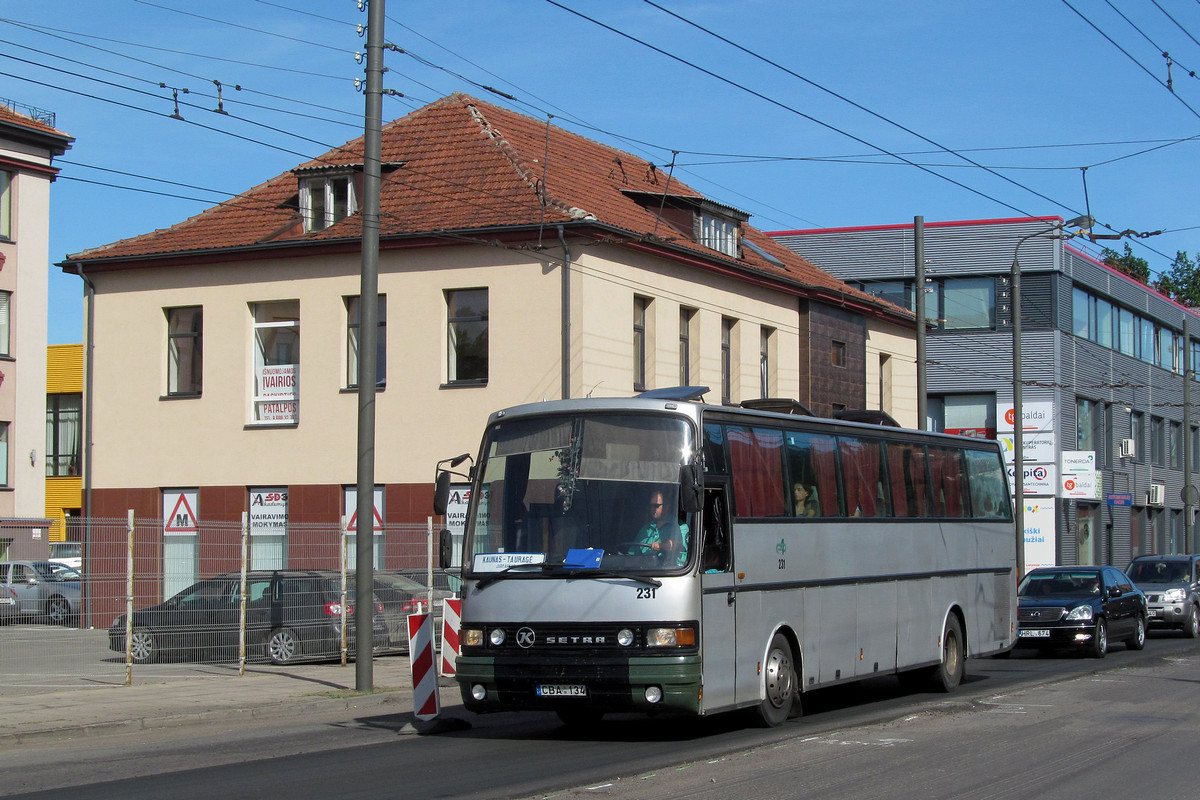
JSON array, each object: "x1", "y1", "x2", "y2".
[
  {"x1": 1006, "y1": 462, "x2": 1057, "y2": 496},
  {"x1": 1060, "y1": 451, "x2": 1099, "y2": 500},
  {"x1": 163, "y1": 489, "x2": 198, "y2": 536},
  {"x1": 250, "y1": 488, "x2": 288, "y2": 535},
  {"x1": 997, "y1": 431, "x2": 1056, "y2": 464},
  {"x1": 257, "y1": 364, "x2": 298, "y2": 423},
  {"x1": 998, "y1": 401, "x2": 1055, "y2": 434},
  {"x1": 1023, "y1": 500, "x2": 1057, "y2": 572}
]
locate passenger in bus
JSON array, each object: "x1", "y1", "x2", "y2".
[
  {"x1": 629, "y1": 488, "x2": 689, "y2": 565},
  {"x1": 792, "y1": 482, "x2": 819, "y2": 517}
]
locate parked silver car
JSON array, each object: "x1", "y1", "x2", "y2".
[
  {"x1": 1126, "y1": 554, "x2": 1200, "y2": 637},
  {"x1": 0, "y1": 561, "x2": 82, "y2": 625}
]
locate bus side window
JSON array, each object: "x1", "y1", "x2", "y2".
[{"x1": 702, "y1": 488, "x2": 731, "y2": 573}]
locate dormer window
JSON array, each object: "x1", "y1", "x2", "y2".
[
  {"x1": 699, "y1": 211, "x2": 738, "y2": 257},
  {"x1": 622, "y1": 190, "x2": 748, "y2": 258},
  {"x1": 296, "y1": 169, "x2": 358, "y2": 233}
]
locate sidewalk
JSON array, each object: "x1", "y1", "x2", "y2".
[{"x1": 0, "y1": 654, "x2": 439, "y2": 746}]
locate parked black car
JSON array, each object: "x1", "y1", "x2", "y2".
[
  {"x1": 1126, "y1": 554, "x2": 1200, "y2": 638},
  {"x1": 1016, "y1": 566, "x2": 1147, "y2": 657},
  {"x1": 108, "y1": 570, "x2": 386, "y2": 665}
]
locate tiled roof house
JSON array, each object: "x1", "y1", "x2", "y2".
[{"x1": 59, "y1": 93, "x2": 916, "y2": 609}]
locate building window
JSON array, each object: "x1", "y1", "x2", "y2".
[
  {"x1": 1151, "y1": 415, "x2": 1165, "y2": 467},
  {"x1": 1131, "y1": 411, "x2": 1145, "y2": 463},
  {"x1": 937, "y1": 277, "x2": 995, "y2": 330},
  {"x1": 166, "y1": 306, "x2": 202, "y2": 396},
  {"x1": 679, "y1": 308, "x2": 694, "y2": 386},
  {"x1": 937, "y1": 394, "x2": 997, "y2": 438},
  {"x1": 0, "y1": 422, "x2": 7, "y2": 486},
  {"x1": 0, "y1": 290, "x2": 9, "y2": 358},
  {"x1": 698, "y1": 212, "x2": 738, "y2": 257},
  {"x1": 0, "y1": 170, "x2": 10, "y2": 239},
  {"x1": 300, "y1": 174, "x2": 357, "y2": 233},
  {"x1": 760, "y1": 326, "x2": 774, "y2": 398},
  {"x1": 633, "y1": 296, "x2": 649, "y2": 391},
  {"x1": 721, "y1": 317, "x2": 734, "y2": 404},
  {"x1": 447, "y1": 288, "x2": 488, "y2": 384},
  {"x1": 856, "y1": 280, "x2": 913, "y2": 311},
  {"x1": 1170, "y1": 421, "x2": 1183, "y2": 470},
  {"x1": 252, "y1": 301, "x2": 300, "y2": 424},
  {"x1": 831, "y1": 340, "x2": 847, "y2": 368},
  {"x1": 46, "y1": 394, "x2": 81, "y2": 477},
  {"x1": 346, "y1": 295, "x2": 386, "y2": 388}
]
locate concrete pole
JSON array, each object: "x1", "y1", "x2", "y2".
[
  {"x1": 1185, "y1": 315, "x2": 1193, "y2": 553},
  {"x1": 915, "y1": 216, "x2": 926, "y2": 431},
  {"x1": 355, "y1": 0, "x2": 385, "y2": 692}
]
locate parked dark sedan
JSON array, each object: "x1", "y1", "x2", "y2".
[
  {"x1": 1016, "y1": 566, "x2": 1147, "y2": 657},
  {"x1": 108, "y1": 570, "x2": 386, "y2": 665}
]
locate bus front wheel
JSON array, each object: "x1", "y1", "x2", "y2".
[
  {"x1": 754, "y1": 633, "x2": 797, "y2": 727},
  {"x1": 929, "y1": 615, "x2": 965, "y2": 692}
]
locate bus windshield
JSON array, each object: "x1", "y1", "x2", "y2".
[{"x1": 464, "y1": 413, "x2": 695, "y2": 576}]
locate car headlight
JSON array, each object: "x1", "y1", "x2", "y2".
[
  {"x1": 1161, "y1": 589, "x2": 1186, "y2": 603},
  {"x1": 1066, "y1": 605, "x2": 1094, "y2": 621},
  {"x1": 645, "y1": 626, "x2": 696, "y2": 647}
]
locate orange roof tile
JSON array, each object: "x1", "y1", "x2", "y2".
[{"x1": 65, "y1": 93, "x2": 904, "y2": 319}]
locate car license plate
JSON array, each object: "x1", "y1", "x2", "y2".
[
  {"x1": 536, "y1": 684, "x2": 587, "y2": 697},
  {"x1": 0, "y1": 596, "x2": 12, "y2": 605},
  {"x1": 1019, "y1": 629, "x2": 1050, "y2": 638},
  {"x1": 1150, "y1": 608, "x2": 1162, "y2": 618}
]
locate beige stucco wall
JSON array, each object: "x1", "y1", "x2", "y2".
[
  {"x1": 88, "y1": 245, "x2": 563, "y2": 489},
  {"x1": 865, "y1": 316, "x2": 919, "y2": 428},
  {"x1": 0, "y1": 137, "x2": 52, "y2": 518},
  {"x1": 569, "y1": 248, "x2": 801, "y2": 405}
]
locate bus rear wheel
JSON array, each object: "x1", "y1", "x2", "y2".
[
  {"x1": 929, "y1": 615, "x2": 964, "y2": 692},
  {"x1": 754, "y1": 633, "x2": 797, "y2": 727}
]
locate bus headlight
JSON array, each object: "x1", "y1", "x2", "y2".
[
  {"x1": 472, "y1": 684, "x2": 487, "y2": 701},
  {"x1": 617, "y1": 628, "x2": 635, "y2": 646},
  {"x1": 644, "y1": 686, "x2": 663, "y2": 703},
  {"x1": 646, "y1": 626, "x2": 696, "y2": 647},
  {"x1": 489, "y1": 628, "x2": 507, "y2": 646},
  {"x1": 462, "y1": 628, "x2": 484, "y2": 647}
]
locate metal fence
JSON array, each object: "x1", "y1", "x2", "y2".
[{"x1": 1, "y1": 515, "x2": 451, "y2": 687}]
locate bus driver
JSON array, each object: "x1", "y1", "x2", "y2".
[{"x1": 629, "y1": 488, "x2": 689, "y2": 565}]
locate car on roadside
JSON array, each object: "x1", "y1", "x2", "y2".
[
  {"x1": 107, "y1": 570, "x2": 387, "y2": 665},
  {"x1": 1126, "y1": 554, "x2": 1200, "y2": 638},
  {"x1": 365, "y1": 570, "x2": 454, "y2": 653},
  {"x1": 1015, "y1": 566, "x2": 1147, "y2": 657},
  {"x1": 0, "y1": 561, "x2": 82, "y2": 625},
  {"x1": 47, "y1": 542, "x2": 83, "y2": 572}
]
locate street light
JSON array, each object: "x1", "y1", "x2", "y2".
[{"x1": 1011, "y1": 214, "x2": 1094, "y2": 577}]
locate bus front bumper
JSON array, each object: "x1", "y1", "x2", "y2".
[{"x1": 455, "y1": 654, "x2": 703, "y2": 716}]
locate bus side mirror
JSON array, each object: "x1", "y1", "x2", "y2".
[
  {"x1": 680, "y1": 463, "x2": 703, "y2": 514},
  {"x1": 433, "y1": 471, "x2": 452, "y2": 516},
  {"x1": 438, "y1": 528, "x2": 454, "y2": 570}
]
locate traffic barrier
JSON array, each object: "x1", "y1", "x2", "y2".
[
  {"x1": 440, "y1": 598, "x2": 461, "y2": 677},
  {"x1": 407, "y1": 612, "x2": 440, "y2": 720}
]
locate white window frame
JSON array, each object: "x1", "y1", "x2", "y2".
[
  {"x1": 698, "y1": 212, "x2": 738, "y2": 257},
  {"x1": 0, "y1": 170, "x2": 11, "y2": 239},
  {"x1": 251, "y1": 301, "x2": 300, "y2": 425},
  {"x1": 300, "y1": 174, "x2": 357, "y2": 233},
  {"x1": 0, "y1": 290, "x2": 9, "y2": 357}
]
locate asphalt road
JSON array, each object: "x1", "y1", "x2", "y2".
[{"x1": 5, "y1": 633, "x2": 1199, "y2": 799}]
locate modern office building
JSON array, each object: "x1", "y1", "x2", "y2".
[{"x1": 773, "y1": 216, "x2": 1200, "y2": 569}]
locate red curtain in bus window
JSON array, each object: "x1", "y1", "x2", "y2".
[
  {"x1": 840, "y1": 439, "x2": 885, "y2": 517},
  {"x1": 728, "y1": 426, "x2": 786, "y2": 517},
  {"x1": 809, "y1": 435, "x2": 839, "y2": 516},
  {"x1": 886, "y1": 443, "x2": 909, "y2": 517},
  {"x1": 888, "y1": 443, "x2": 930, "y2": 517},
  {"x1": 929, "y1": 447, "x2": 966, "y2": 517}
]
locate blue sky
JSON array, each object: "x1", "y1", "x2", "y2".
[{"x1": 3, "y1": 0, "x2": 1199, "y2": 343}]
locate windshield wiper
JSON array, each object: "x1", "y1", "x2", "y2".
[{"x1": 474, "y1": 562, "x2": 662, "y2": 590}]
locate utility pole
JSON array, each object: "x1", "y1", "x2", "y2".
[
  {"x1": 355, "y1": 0, "x2": 385, "y2": 692},
  {"x1": 914, "y1": 216, "x2": 926, "y2": 430},
  {"x1": 1185, "y1": 315, "x2": 1194, "y2": 553}
]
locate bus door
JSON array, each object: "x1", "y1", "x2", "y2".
[{"x1": 699, "y1": 484, "x2": 737, "y2": 712}]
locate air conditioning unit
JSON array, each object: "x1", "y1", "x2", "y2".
[
  {"x1": 1148, "y1": 484, "x2": 1165, "y2": 506},
  {"x1": 1120, "y1": 438, "x2": 1137, "y2": 458}
]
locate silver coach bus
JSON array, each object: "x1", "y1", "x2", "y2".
[{"x1": 435, "y1": 390, "x2": 1016, "y2": 726}]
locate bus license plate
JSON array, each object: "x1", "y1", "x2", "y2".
[
  {"x1": 536, "y1": 684, "x2": 587, "y2": 697},
  {"x1": 1019, "y1": 629, "x2": 1050, "y2": 638}
]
